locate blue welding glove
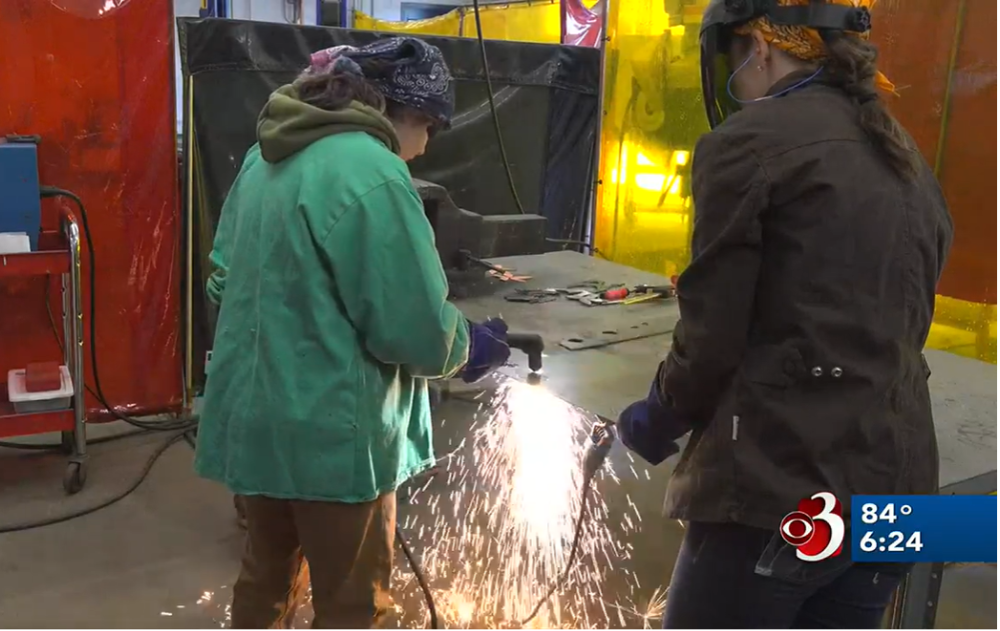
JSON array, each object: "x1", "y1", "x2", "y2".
[
  {"x1": 616, "y1": 377, "x2": 690, "y2": 466},
  {"x1": 460, "y1": 317, "x2": 511, "y2": 383}
]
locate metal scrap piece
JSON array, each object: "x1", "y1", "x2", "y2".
[{"x1": 559, "y1": 321, "x2": 676, "y2": 351}]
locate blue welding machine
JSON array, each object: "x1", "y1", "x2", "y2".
[{"x1": 0, "y1": 139, "x2": 42, "y2": 251}]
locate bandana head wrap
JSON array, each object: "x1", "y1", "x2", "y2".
[
  {"x1": 735, "y1": 0, "x2": 896, "y2": 95},
  {"x1": 302, "y1": 37, "x2": 456, "y2": 128}
]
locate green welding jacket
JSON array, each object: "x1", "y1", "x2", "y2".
[{"x1": 195, "y1": 93, "x2": 469, "y2": 502}]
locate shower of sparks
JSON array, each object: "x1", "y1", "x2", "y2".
[
  {"x1": 610, "y1": 585, "x2": 669, "y2": 629},
  {"x1": 184, "y1": 380, "x2": 650, "y2": 629},
  {"x1": 394, "y1": 379, "x2": 642, "y2": 628}
]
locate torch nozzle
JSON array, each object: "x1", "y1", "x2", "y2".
[{"x1": 507, "y1": 332, "x2": 544, "y2": 373}]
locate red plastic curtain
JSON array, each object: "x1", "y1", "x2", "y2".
[
  {"x1": 563, "y1": 0, "x2": 603, "y2": 47},
  {"x1": 0, "y1": 0, "x2": 183, "y2": 418}
]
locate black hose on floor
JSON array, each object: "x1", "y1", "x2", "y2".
[
  {"x1": 519, "y1": 480, "x2": 594, "y2": 626},
  {"x1": 396, "y1": 525, "x2": 441, "y2": 629},
  {"x1": 0, "y1": 427, "x2": 150, "y2": 451},
  {"x1": 0, "y1": 430, "x2": 190, "y2": 534}
]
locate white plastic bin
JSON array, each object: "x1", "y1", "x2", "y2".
[{"x1": 6, "y1": 365, "x2": 74, "y2": 414}]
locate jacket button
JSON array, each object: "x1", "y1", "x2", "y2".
[
  {"x1": 831, "y1": 367, "x2": 843, "y2": 378},
  {"x1": 811, "y1": 366, "x2": 823, "y2": 377}
]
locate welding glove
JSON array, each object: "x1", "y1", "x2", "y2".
[
  {"x1": 459, "y1": 317, "x2": 511, "y2": 383},
  {"x1": 616, "y1": 377, "x2": 690, "y2": 466}
]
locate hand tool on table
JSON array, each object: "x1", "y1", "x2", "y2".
[
  {"x1": 503, "y1": 280, "x2": 675, "y2": 307},
  {"x1": 504, "y1": 280, "x2": 621, "y2": 304},
  {"x1": 504, "y1": 288, "x2": 559, "y2": 304},
  {"x1": 569, "y1": 282, "x2": 676, "y2": 306},
  {"x1": 632, "y1": 283, "x2": 676, "y2": 298},
  {"x1": 459, "y1": 249, "x2": 531, "y2": 282},
  {"x1": 566, "y1": 289, "x2": 628, "y2": 306},
  {"x1": 618, "y1": 284, "x2": 675, "y2": 306},
  {"x1": 564, "y1": 281, "x2": 621, "y2": 304}
]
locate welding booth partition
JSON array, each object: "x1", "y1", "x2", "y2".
[
  {"x1": 593, "y1": 0, "x2": 997, "y2": 364},
  {"x1": 0, "y1": 0, "x2": 183, "y2": 418},
  {"x1": 177, "y1": 18, "x2": 602, "y2": 390}
]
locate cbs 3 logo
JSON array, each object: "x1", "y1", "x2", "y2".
[{"x1": 780, "y1": 491, "x2": 846, "y2": 562}]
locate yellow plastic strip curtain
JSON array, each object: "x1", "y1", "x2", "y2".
[
  {"x1": 593, "y1": 0, "x2": 995, "y2": 363},
  {"x1": 594, "y1": 0, "x2": 706, "y2": 278},
  {"x1": 353, "y1": 10, "x2": 462, "y2": 37},
  {"x1": 459, "y1": 1, "x2": 561, "y2": 44}
]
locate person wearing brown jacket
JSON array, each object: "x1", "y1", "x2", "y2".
[{"x1": 615, "y1": 0, "x2": 954, "y2": 628}]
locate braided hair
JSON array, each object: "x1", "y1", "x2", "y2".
[{"x1": 818, "y1": 31, "x2": 920, "y2": 180}]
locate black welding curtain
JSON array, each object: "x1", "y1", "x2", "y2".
[{"x1": 177, "y1": 18, "x2": 600, "y2": 388}]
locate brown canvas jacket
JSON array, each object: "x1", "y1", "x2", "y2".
[{"x1": 660, "y1": 71, "x2": 954, "y2": 529}]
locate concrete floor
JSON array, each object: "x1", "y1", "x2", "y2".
[{"x1": 0, "y1": 397, "x2": 995, "y2": 629}]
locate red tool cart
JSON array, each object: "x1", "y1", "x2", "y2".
[{"x1": 0, "y1": 206, "x2": 87, "y2": 494}]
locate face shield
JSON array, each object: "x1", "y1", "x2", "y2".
[
  {"x1": 700, "y1": 0, "x2": 755, "y2": 130},
  {"x1": 699, "y1": 0, "x2": 874, "y2": 129}
]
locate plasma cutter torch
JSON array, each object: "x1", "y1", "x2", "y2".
[{"x1": 506, "y1": 332, "x2": 544, "y2": 374}]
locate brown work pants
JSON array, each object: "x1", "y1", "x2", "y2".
[{"x1": 230, "y1": 493, "x2": 396, "y2": 629}]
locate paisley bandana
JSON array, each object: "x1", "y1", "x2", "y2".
[
  {"x1": 306, "y1": 45, "x2": 364, "y2": 77},
  {"x1": 303, "y1": 38, "x2": 455, "y2": 128}
]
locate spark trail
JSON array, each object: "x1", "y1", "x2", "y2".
[
  {"x1": 185, "y1": 380, "x2": 662, "y2": 629},
  {"x1": 396, "y1": 380, "x2": 644, "y2": 628}
]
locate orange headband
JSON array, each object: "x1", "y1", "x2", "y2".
[{"x1": 734, "y1": 0, "x2": 896, "y2": 95}]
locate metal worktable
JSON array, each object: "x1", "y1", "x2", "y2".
[{"x1": 454, "y1": 251, "x2": 997, "y2": 629}]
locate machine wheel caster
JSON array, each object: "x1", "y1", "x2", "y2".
[{"x1": 63, "y1": 461, "x2": 87, "y2": 495}]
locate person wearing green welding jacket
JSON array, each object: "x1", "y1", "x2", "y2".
[{"x1": 195, "y1": 38, "x2": 511, "y2": 629}]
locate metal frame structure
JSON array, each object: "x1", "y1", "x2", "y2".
[
  {"x1": 0, "y1": 207, "x2": 87, "y2": 494},
  {"x1": 584, "y1": 0, "x2": 609, "y2": 252}
]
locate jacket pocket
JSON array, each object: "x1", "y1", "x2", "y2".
[
  {"x1": 742, "y1": 345, "x2": 805, "y2": 389},
  {"x1": 754, "y1": 530, "x2": 853, "y2": 585}
]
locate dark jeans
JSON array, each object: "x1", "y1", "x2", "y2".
[{"x1": 664, "y1": 522, "x2": 910, "y2": 629}]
